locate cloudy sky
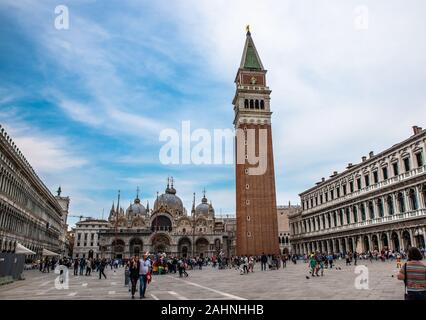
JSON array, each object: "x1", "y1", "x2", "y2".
[{"x1": 1, "y1": 0, "x2": 425, "y2": 227}]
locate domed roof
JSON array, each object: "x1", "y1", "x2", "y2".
[
  {"x1": 154, "y1": 179, "x2": 184, "y2": 214},
  {"x1": 126, "y1": 197, "x2": 147, "y2": 217},
  {"x1": 195, "y1": 191, "x2": 214, "y2": 216}
]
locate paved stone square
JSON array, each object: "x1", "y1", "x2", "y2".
[{"x1": 0, "y1": 259, "x2": 405, "y2": 300}]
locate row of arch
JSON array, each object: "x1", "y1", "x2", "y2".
[
  {"x1": 293, "y1": 186, "x2": 425, "y2": 235},
  {"x1": 244, "y1": 99, "x2": 265, "y2": 110},
  {"x1": 293, "y1": 228, "x2": 426, "y2": 255},
  {"x1": 99, "y1": 236, "x2": 222, "y2": 259}
]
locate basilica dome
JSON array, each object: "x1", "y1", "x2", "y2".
[
  {"x1": 126, "y1": 197, "x2": 147, "y2": 217},
  {"x1": 195, "y1": 192, "x2": 214, "y2": 216},
  {"x1": 154, "y1": 181, "x2": 184, "y2": 214}
]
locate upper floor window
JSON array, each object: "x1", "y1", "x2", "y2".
[
  {"x1": 343, "y1": 185, "x2": 347, "y2": 196},
  {"x1": 364, "y1": 175, "x2": 370, "y2": 187},
  {"x1": 244, "y1": 99, "x2": 249, "y2": 109},
  {"x1": 373, "y1": 171, "x2": 378, "y2": 184},
  {"x1": 382, "y1": 167, "x2": 388, "y2": 180},
  {"x1": 393, "y1": 162, "x2": 399, "y2": 176},
  {"x1": 350, "y1": 181, "x2": 354, "y2": 193},
  {"x1": 320, "y1": 194, "x2": 323, "y2": 204},
  {"x1": 260, "y1": 100, "x2": 265, "y2": 109},
  {"x1": 403, "y1": 157, "x2": 410, "y2": 172},
  {"x1": 255, "y1": 100, "x2": 260, "y2": 109},
  {"x1": 357, "y1": 178, "x2": 362, "y2": 190},
  {"x1": 336, "y1": 187, "x2": 340, "y2": 198},
  {"x1": 325, "y1": 193, "x2": 329, "y2": 202},
  {"x1": 330, "y1": 190, "x2": 334, "y2": 200},
  {"x1": 416, "y1": 152, "x2": 423, "y2": 167},
  {"x1": 249, "y1": 100, "x2": 254, "y2": 109}
]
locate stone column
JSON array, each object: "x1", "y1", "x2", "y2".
[
  {"x1": 408, "y1": 229, "x2": 414, "y2": 248},
  {"x1": 377, "y1": 233, "x2": 382, "y2": 251}
]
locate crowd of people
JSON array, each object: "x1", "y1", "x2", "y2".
[{"x1": 28, "y1": 245, "x2": 425, "y2": 300}]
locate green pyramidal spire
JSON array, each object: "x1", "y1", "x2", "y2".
[{"x1": 240, "y1": 28, "x2": 264, "y2": 71}]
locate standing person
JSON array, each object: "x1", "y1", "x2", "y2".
[
  {"x1": 397, "y1": 247, "x2": 426, "y2": 300},
  {"x1": 79, "y1": 258, "x2": 85, "y2": 276},
  {"x1": 261, "y1": 253, "x2": 267, "y2": 271},
  {"x1": 139, "y1": 252, "x2": 152, "y2": 299},
  {"x1": 129, "y1": 257, "x2": 139, "y2": 299},
  {"x1": 73, "y1": 259, "x2": 79, "y2": 276},
  {"x1": 99, "y1": 259, "x2": 107, "y2": 279},
  {"x1": 248, "y1": 256, "x2": 254, "y2": 273},
  {"x1": 85, "y1": 258, "x2": 92, "y2": 276},
  {"x1": 396, "y1": 254, "x2": 402, "y2": 269},
  {"x1": 353, "y1": 252, "x2": 358, "y2": 266},
  {"x1": 328, "y1": 253, "x2": 334, "y2": 269}
]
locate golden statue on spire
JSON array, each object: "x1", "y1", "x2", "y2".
[{"x1": 246, "y1": 25, "x2": 250, "y2": 34}]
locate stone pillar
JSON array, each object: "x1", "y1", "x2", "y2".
[
  {"x1": 408, "y1": 229, "x2": 414, "y2": 248},
  {"x1": 377, "y1": 233, "x2": 382, "y2": 251}
]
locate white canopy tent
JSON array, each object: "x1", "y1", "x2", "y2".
[
  {"x1": 42, "y1": 248, "x2": 60, "y2": 256},
  {"x1": 15, "y1": 242, "x2": 36, "y2": 255}
]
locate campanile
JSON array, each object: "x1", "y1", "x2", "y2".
[{"x1": 233, "y1": 28, "x2": 280, "y2": 256}]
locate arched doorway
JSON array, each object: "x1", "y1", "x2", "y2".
[
  {"x1": 381, "y1": 233, "x2": 389, "y2": 250},
  {"x1": 88, "y1": 250, "x2": 94, "y2": 259},
  {"x1": 195, "y1": 238, "x2": 209, "y2": 258},
  {"x1": 129, "y1": 238, "x2": 143, "y2": 257},
  {"x1": 414, "y1": 229, "x2": 425, "y2": 248},
  {"x1": 363, "y1": 235, "x2": 370, "y2": 252},
  {"x1": 402, "y1": 230, "x2": 411, "y2": 250},
  {"x1": 348, "y1": 238, "x2": 354, "y2": 252},
  {"x1": 178, "y1": 237, "x2": 191, "y2": 258},
  {"x1": 341, "y1": 238, "x2": 347, "y2": 253},
  {"x1": 335, "y1": 239, "x2": 340, "y2": 253},
  {"x1": 151, "y1": 233, "x2": 171, "y2": 254},
  {"x1": 151, "y1": 215, "x2": 172, "y2": 232},
  {"x1": 391, "y1": 232, "x2": 400, "y2": 252},
  {"x1": 371, "y1": 235, "x2": 379, "y2": 251},
  {"x1": 111, "y1": 239, "x2": 125, "y2": 259}
]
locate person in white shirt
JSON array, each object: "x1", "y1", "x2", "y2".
[{"x1": 139, "y1": 252, "x2": 152, "y2": 299}]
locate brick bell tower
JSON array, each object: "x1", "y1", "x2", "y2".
[{"x1": 233, "y1": 27, "x2": 280, "y2": 256}]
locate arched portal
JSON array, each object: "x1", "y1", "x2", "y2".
[
  {"x1": 111, "y1": 239, "x2": 125, "y2": 259},
  {"x1": 129, "y1": 238, "x2": 143, "y2": 257},
  {"x1": 348, "y1": 238, "x2": 354, "y2": 252},
  {"x1": 391, "y1": 232, "x2": 400, "y2": 252},
  {"x1": 363, "y1": 235, "x2": 370, "y2": 252},
  {"x1": 151, "y1": 233, "x2": 171, "y2": 254},
  {"x1": 151, "y1": 215, "x2": 172, "y2": 232},
  {"x1": 402, "y1": 230, "x2": 411, "y2": 250},
  {"x1": 371, "y1": 235, "x2": 379, "y2": 251},
  {"x1": 195, "y1": 238, "x2": 209, "y2": 258},
  {"x1": 178, "y1": 237, "x2": 191, "y2": 258},
  {"x1": 381, "y1": 233, "x2": 389, "y2": 250}
]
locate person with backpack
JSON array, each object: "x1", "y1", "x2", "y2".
[
  {"x1": 260, "y1": 253, "x2": 268, "y2": 271},
  {"x1": 397, "y1": 247, "x2": 426, "y2": 300}
]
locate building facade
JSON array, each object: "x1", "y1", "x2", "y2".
[
  {"x1": 73, "y1": 180, "x2": 236, "y2": 259},
  {"x1": 289, "y1": 126, "x2": 426, "y2": 255},
  {"x1": 277, "y1": 204, "x2": 301, "y2": 254},
  {"x1": 234, "y1": 29, "x2": 280, "y2": 256},
  {"x1": 0, "y1": 124, "x2": 64, "y2": 257}
]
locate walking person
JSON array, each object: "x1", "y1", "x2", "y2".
[
  {"x1": 129, "y1": 257, "x2": 139, "y2": 299},
  {"x1": 99, "y1": 259, "x2": 107, "y2": 279},
  {"x1": 397, "y1": 247, "x2": 426, "y2": 300},
  {"x1": 260, "y1": 253, "x2": 267, "y2": 271},
  {"x1": 139, "y1": 252, "x2": 152, "y2": 299}
]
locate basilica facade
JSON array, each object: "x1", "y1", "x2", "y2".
[{"x1": 73, "y1": 180, "x2": 236, "y2": 260}]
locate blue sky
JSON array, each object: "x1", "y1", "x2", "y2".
[{"x1": 1, "y1": 1, "x2": 426, "y2": 228}]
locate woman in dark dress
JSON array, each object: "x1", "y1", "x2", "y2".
[{"x1": 129, "y1": 256, "x2": 140, "y2": 299}]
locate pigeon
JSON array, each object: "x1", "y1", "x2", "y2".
[
  {"x1": 391, "y1": 275, "x2": 394, "y2": 278},
  {"x1": 306, "y1": 276, "x2": 310, "y2": 279}
]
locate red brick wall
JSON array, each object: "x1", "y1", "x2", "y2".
[{"x1": 235, "y1": 123, "x2": 280, "y2": 256}]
